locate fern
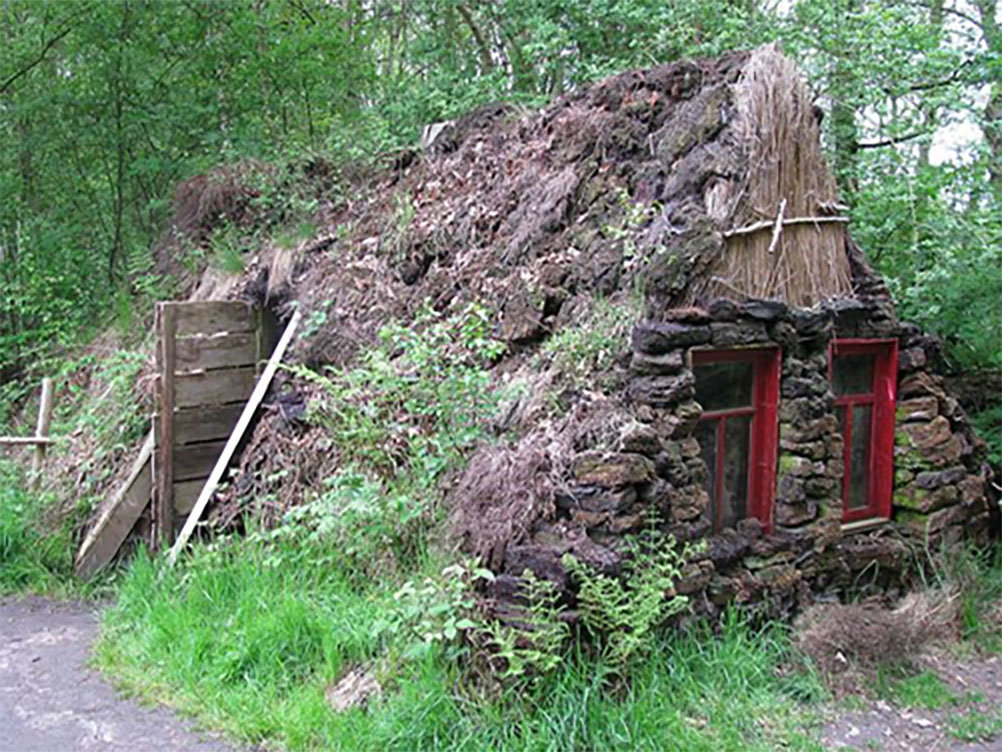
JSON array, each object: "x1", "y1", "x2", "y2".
[{"x1": 564, "y1": 530, "x2": 695, "y2": 671}]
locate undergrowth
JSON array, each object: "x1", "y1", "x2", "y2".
[
  {"x1": 538, "y1": 295, "x2": 640, "y2": 386},
  {"x1": 0, "y1": 460, "x2": 90, "y2": 596},
  {"x1": 273, "y1": 304, "x2": 504, "y2": 580},
  {"x1": 96, "y1": 538, "x2": 827, "y2": 752}
]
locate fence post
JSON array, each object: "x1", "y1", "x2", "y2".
[
  {"x1": 30, "y1": 378, "x2": 54, "y2": 492},
  {"x1": 154, "y1": 303, "x2": 176, "y2": 550}
]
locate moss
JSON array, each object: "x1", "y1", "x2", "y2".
[
  {"x1": 895, "y1": 510, "x2": 927, "y2": 524},
  {"x1": 777, "y1": 454, "x2": 796, "y2": 476},
  {"x1": 893, "y1": 487, "x2": 928, "y2": 511},
  {"x1": 894, "y1": 467, "x2": 915, "y2": 486}
]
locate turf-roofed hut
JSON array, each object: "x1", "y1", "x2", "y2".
[{"x1": 97, "y1": 45, "x2": 996, "y2": 618}]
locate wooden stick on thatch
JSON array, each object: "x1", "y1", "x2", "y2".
[
  {"x1": 168, "y1": 309, "x2": 301, "y2": 566},
  {"x1": 724, "y1": 214, "x2": 850, "y2": 238},
  {"x1": 767, "y1": 198, "x2": 787, "y2": 254}
]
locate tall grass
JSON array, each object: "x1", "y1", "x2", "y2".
[
  {"x1": 0, "y1": 461, "x2": 77, "y2": 594},
  {"x1": 96, "y1": 538, "x2": 826, "y2": 751}
]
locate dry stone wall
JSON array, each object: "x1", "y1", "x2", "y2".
[{"x1": 486, "y1": 296, "x2": 993, "y2": 619}]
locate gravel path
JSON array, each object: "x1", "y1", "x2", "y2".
[{"x1": 0, "y1": 596, "x2": 235, "y2": 752}]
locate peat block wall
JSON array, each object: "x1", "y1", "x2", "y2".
[{"x1": 488, "y1": 296, "x2": 993, "y2": 619}]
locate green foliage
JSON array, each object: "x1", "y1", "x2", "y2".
[
  {"x1": 269, "y1": 305, "x2": 502, "y2": 578},
  {"x1": 262, "y1": 469, "x2": 430, "y2": 577},
  {"x1": 540, "y1": 296, "x2": 640, "y2": 384},
  {"x1": 99, "y1": 541, "x2": 826, "y2": 750},
  {"x1": 0, "y1": 460, "x2": 77, "y2": 595},
  {"x1": 484, "y1": 569, "x2": 571, "y2": 685},
  {"x1": 563, "y1": 530, "x2": 697, "y2": 671},
  {"x1": 373, "y1": 561, "x2": 485, "y2": 662},
  {"x1": 970, "y1": 404, "x2": 1002, "y2": 467},
  {"x1": 294, "y1": 303, "x2": 503, "y2": 478}
]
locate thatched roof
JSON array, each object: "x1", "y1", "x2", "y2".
[
  {"x1": 266, "y1": 45, "x2": 862, "y2": 373},
  {"x1": 209, "y1": 44, "x2": 881, "y2": 517}
]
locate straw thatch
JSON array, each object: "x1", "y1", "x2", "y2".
[{"x1": 697, "y1": 45, "x2": 852, "y2": 306}]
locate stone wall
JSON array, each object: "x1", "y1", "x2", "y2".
[{"x1": 486, "y1": 296, "x2": 993, "y2": 619}]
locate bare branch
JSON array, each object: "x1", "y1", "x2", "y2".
[
  {"x1": 1, "y1": 23, "x2": 73, "y2": 95},
  {"x1": 855, "y1": 132, "x2": 926, "y2": 150}
]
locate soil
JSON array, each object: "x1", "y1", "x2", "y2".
[
  {"x1": 818, "y1": 652, "x2": 1002, "y2": 751},
  {"x1": 0, "y1": 596, "x2": 237, "y2": 752}
]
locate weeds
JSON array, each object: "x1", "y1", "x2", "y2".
[
  {"x1": 0, "y1": 461, "x2": 91, "y2": 596},
  {"x1": 483, "y1": 569, "x2": 571, "y2": 685},
  {"x1": 948, "y1": 707, "x2": 1002, "y2": 743},
  {"x1": 97, "y1": 540, "x2": 825, "y2": 751},
  {"x1": 565, "y1": 529, "x2": 696, "y2": 672},
  {"x1": 539, "y1": 295, "x2": 639, "y2": 386}
]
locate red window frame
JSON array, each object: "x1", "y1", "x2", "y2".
[
  {"x1": 692, "y1": 347, "x2": 780, "y2": 533},
  {"x1": 828, "y1": 339, "x2": 898, "y2": 523}
]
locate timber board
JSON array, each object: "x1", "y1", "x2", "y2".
[
  {"x1": 173, "y1": 440, "x2": 227, "y2": 481},
  {"x1": 171, "y1": 301, "x2": 255, "y2": 337},
  {"x1": 154, "y1": 404, "x2": 244, "y2": 446},
  {"x1": 175, "y1": 332, "x2": 258, "y2": 373},
  {"x1": 173, "y1": 478, "x2": 206, "y2": 518},
  {"x1": 75, "y1": 433, "x2": 153, "y2": 578},
  {"x1": 174, "y1": 367, "x2": 256, "y2": 409}
]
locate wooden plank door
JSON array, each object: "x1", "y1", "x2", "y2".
[{"x1": 153, "y1": 301, "x2": 266, "y2": 548}]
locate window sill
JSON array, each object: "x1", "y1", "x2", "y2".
[{"x1": 840, "y1": 517, "x2": 890, "y2": 534}]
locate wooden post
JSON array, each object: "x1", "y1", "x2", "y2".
[
  {"x1": 154, "y1": 303, "x2": 176, "y2": 549},
  {"x1": 30, "y1": 378, "x2": 54, "y2": 492}
]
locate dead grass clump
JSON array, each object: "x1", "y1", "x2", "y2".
[
  {"x1": 795, "y1": 590, "x2": 959, "y2": 693},
  {"x1": 154, "y1": 162, "x2": 267, "y2": 276},
  {"x1": 450, "y1": 433, "x2": 561, "y2": 570}
]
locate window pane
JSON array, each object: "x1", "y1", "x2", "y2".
[
  {"x1": 847, "y1": 404, "x2": 873, "y2": 510},
  {"x1": 721, "y1": 416, "x2": 751, "y2": 530},
  {"x1": 833, "y1": 354, "x2": 875, "y2": 396},
  {"x1": 694, "y1": 361, "x2": 754, "y2": 412},
  {"x1": 695, "y1": 419, "x2": 718, "y2": 513}
]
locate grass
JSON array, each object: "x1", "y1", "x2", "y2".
[
  {"x1": 0, "y1": 459, "x2": 116, "y2": 598},
  {"x1": 0, "y1": 461, "x2": 76, "y2": 595},
  {"x1": 874, "y1": 669, "x2": 956, "y2": 710},
  {"x1": 948, "y1": 707, "x2": 1002, "y2": 743},
  {"x1": 95, "y1": 539, "x2": 827, "y2": 752}
]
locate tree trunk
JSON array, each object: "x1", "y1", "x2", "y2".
[{"x1": 975, "y1": 0, "x2": 1001, "y2": 202}]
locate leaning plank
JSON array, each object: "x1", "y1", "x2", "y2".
[
  {"x1": 169, "y1": 309, "x2": 302, "y2": 566},
  {"x1": 174, "y1": 367, "x2": 256, "y2": 408},
  {"x1": 75, "y1": 431, "x2": 154, "y2": 579},
  {"x1": 175, "y1": 332, "x2": 258, "y2": 373},
  {"x1": 172, "y1": 301, "x2": 254, "y2": 337}
]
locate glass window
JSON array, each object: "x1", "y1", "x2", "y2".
[
  {"x1": 694, "y1": 361, "x2": 754, "y2": 412},
  {"x1": 832, "y1": 354, "x2": 875, "y2": 396},
  {"x1": 830, "y1": 341, "x2": 898, "y2": 523},
  {"x1": 692, "y1": 348, "x2": 779, "y2": 533}
]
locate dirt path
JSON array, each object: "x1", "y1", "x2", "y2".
[
  {"x1": 0, "y1": 596, "x2": 235, "y2": 752},
  {"x1": 818, "y1": 652, "x2": 1002, "y2": 751}
]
